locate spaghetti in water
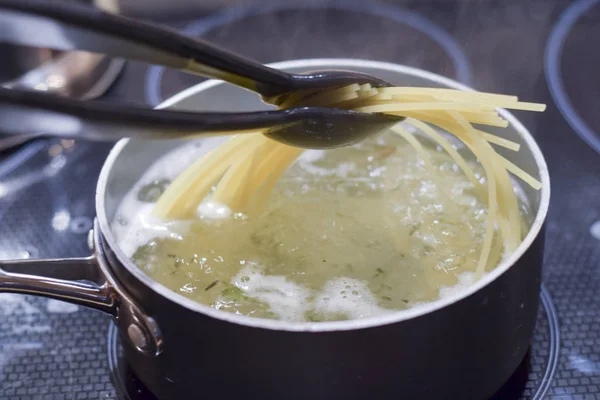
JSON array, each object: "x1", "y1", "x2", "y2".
[{"x1": 152, "y1": 84, "x2": 545, "y2": 281}]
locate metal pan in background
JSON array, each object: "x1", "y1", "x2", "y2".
[{"x1": 0, "y1": 0, "x2": 124, "y2": 152}]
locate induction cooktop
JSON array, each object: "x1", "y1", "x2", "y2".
[{"x1": 0, "y1": 1, "x2": 598, "y2": 399}]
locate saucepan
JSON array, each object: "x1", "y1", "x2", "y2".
[
  {"x1": 0, "y1": 0, "x2": 124, "y2": 151},
  {"x1": 0, "y1": 59, "x2": 550, "y2": 400}
]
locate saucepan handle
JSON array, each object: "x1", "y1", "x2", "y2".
[{"x1": 0, "y1": 219, "x2": 163, "y2": 357}]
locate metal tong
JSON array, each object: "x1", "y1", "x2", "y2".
[{"x1": 0, "y1": 0, "x2": 400, "y2": 149}]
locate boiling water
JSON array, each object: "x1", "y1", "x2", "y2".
[{"x1": 112, "y1": 129, "x2": 515, "y2": 322}]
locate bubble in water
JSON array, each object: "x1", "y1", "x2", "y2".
[
  {"x1": 137, "y1": 179, "x2": 171, "y2": 203},
  {"x1": 314, "y1": 278, "x2": 392, "y2": 320}
]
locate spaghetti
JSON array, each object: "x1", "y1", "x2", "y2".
[{"x1": 153, "y1": 83, "x2": 545, "y2": 280}]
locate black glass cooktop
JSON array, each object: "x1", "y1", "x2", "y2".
[{"x1": 0, "y1": 1, "x2": 599, "y2": 399}]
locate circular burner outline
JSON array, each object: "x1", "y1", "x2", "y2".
[
  {"x1": 107, "y1": 322, "x2": 132, "y2": 400},
  {"x1": 106, "y1": 284, "x2": 560, "y2": 400},
  {"x1": 531, "y1": 284, "x2": 560, "y2": 400},
  {"x1": 545, "y1": 0, "x2": 600, "y2": 154},
  {"x1": 144, "y1": 0, "x2": 472, "y2": 106}
]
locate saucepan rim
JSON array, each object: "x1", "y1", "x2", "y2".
[{"x1": 95, "y1": 58, "x2": 551, "y2": 332}]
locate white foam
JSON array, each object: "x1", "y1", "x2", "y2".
[
  {"x1": 297, "y1": 161, "x2": 357, "y2": 178},
  {"x1": 298, "y1": 149, "x2": 326, "y2": 163},
  {"x1": 438, "y1": 272, "x2": 477, "y2": 299},
  {"x1": 197, "y1": 200, "x2": 232, "y2": 220},
  {"x1": 112, "y1": 137, "x2": 227, "y2": 257},
  {"x1": 231, "y1": 268, "x2": 392, "y2": 321},
  {"x1": 409, "y1": 272, "x2": 481, "y2": 311},
  {"x1": 113, "y1": 140, "x2": 490, "y2": 318},
  {"x1": 232, "y1": 265, "x2": 310, "y2": 322},
  {"x1": 314, "y1": 278, "x2": 392, "y2": 320},
  {"x1": 295, "y1": 149, "x2": 356, "y2": 178},
  {"x1": 116, "y1": 206, "x2": 188, "y2": 257}
]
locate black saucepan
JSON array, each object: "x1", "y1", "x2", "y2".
[{"x1": 0, "y1": 59, "x2": 550, "y2": 400}]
